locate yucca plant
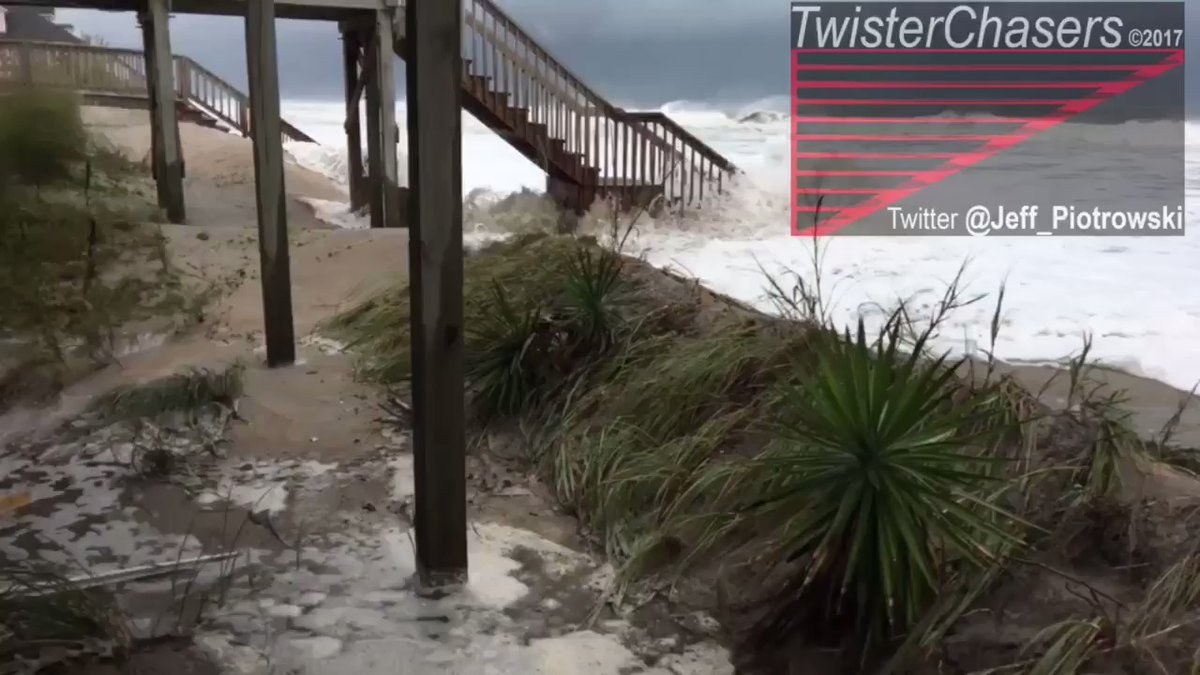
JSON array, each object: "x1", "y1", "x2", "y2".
[
  {"x1": 696, "y1": 315, "x2": 1025, "y2": 657},
  {"x1": 560, "y1": 245, "x2": 628, "y2": 353},
  {"x1": 465, "y1": 280, "x2": 553, "y2": 418}
]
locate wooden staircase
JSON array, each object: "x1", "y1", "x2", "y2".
[
  {"x1": 392, "y1": 0, "x2": 737, "y2": 213},
  {"x1": 0, "y1": 39, "x2": 314, "y2": 143}
]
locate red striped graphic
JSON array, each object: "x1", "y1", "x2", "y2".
[
  {"x1": 794, "y1": 64, "x2": 1147, "y2": 71},
  {"x1": 793, "y1": 116, "x2": 1038, "y2": 124},
  {"x1": 796, "y1": 98, "x2": 1077, "y2": 105},
  {"x1": 796, "y1": 81, "x2": 1112, "y2": 89},
  {"x1": 796, "y1": 152, "x2": 961, "y2": 159},
  {"x1": 796, "y1": 133, "x2": 1003, "y2": 141},
  {"x1": 791, "y1": 49, "x2": 1185, "y2": 236}
]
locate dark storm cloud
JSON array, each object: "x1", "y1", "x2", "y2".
[{"x1": 58, "y1": 0, "x2": 1199, "y2": 112}]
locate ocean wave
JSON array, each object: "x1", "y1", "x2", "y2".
[
  {"x1": 654, "y1": 103, "x2": 1197, "y2": 156},
  {"x1": 285, "y1": 142, "x2": 356, "y2": 189},
  {"x1": 284, "y1": 95, "x2": 1200, "y2": 393}
]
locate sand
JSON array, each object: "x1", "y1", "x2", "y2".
[
  {"x1": 0, "y1": 109, "x2": 414, "y2": 459},
  {"x1": 83, "y1": 106, "x2": 347, "y2": 231}
]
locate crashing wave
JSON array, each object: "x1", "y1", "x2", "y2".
[{"x1": 736, "y1": 110, "x2": 788, "y2": 125}]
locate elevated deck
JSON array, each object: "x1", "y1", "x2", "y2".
[
  {"x1": 0, "y1": 39, "x2": 314, "y2": 142},
  {"x1": 7, "y1": 0, "x2": 390, "y2": 21},
  {"x1": 6, "y1": 0, "x2": 738, "y2": 214}
]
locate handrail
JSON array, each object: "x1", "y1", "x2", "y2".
[
  {"x1": 0, "y1": 39, "x2": 314, "y2": 144},
  {"x1": 0, "y1": 38, "x2": 144, "y2": 58},
  {"x1": 623, "y1": 111, "x2": 738, "y2": 173},
  {"x1": 460, "y1": 0, "x2": 615, "y2": 117},
  {"x1": 413, "y1": 0, "x2": 737, "y2": 210}
]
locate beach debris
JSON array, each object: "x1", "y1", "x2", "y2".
[
  {"x1": 378, "y1": 390, "x2": 412, "y2": 426},
  {"x1": 1, "y1": 553, "x2": 240, "y2": 598},
  {"x1": 0, "y1": 494, "x2": 30, "y2": 518}
]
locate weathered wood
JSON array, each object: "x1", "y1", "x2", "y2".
[
  {"x1": 137, "y1": 17, "x2": 162, "y2": 188},
  {"x1": 0, "y1": 39, "x2": 313, "y2": 144},
  {"x1": 341, "y1": 28, "x2": 366, "y2": 210},
  {"x1": 406, "y1": 0, "x2": 468, "y2": 589},
  {"x1": 363, "y1": 26, "x2": 383, "y2": 230},
  {"x1": 245, "y1": 0, "x2": 296, "y2": 367},
  {"x1": 374, "y1": 9, "x2": 398, "y2": 228},
  {"x1": 141, "y1": 0, "x2": 185, "y2": 224}
]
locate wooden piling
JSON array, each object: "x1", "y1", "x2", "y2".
[
  {"x1": 374, "y1": 9, "x2": 399, "y2": 228},
  {"x1": 406, "y1": 0, "x2": 468, "y2": 589},
  {"x1": 364, "y1": 26, "x2": 383, "y2": 230},
  {"x1": 341, "y1": 27, "x2": 366, "y2": 211},
  {"x1": 245, "y1": 0, "x2": 296, "y2": 368},
  {"x1": 140, "y1": 0, "x2": 185, "y2": 224}
]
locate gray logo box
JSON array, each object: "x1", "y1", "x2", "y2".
[{"x1": 790, "y1": 2, "x2": 1187, "y2": 237}]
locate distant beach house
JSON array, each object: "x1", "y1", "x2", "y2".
[{"x1": 0, "y1": 5, "x2": 82, "y2": 43}]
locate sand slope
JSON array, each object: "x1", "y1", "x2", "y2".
[{"x1": 84, "y1": 106, "x2": 346, "y2": 231}]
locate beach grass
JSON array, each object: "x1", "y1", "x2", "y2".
[
  {"x1": 326, "y1": 229, "x2": 1200, "y2": 673},
  {"x1": 0, "y1": 89, "x2": 205, "y2": 411}
]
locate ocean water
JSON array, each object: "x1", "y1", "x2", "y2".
[{"x1": 280, "y1": 99, "x2": 1200, "y2": 393}]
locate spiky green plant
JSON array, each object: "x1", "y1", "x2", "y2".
[
  {"x1": 560, "y1": 245, "x2": 628, "y2": 352},
  {"x1": 678, "y1": 316, "x2": 1025, "y2": 652},
  {"x1": 465, "y1": 281, "x2": 553, "y2": 418}
]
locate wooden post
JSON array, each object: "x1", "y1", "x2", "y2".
[
  {"x1": 245, "y1": 0, "x2": 295, "y2": 368},
  {"x1": 341, "y1": 29, "x2": 366, "y2": 211},
  {"x1": 138, "y1": 13, "x2": 161, "y2": 190},
  {"x1": 364, "y1": 27, "x2": 383, "y2": 230},
  {"x1": 407, "y1": 0, "x2": 468, "y2": 590},
  {"x1": 374, "y1": 10, "x2": 399, "y2": 228},
  {"x1": 141, "y1": 0, "x2": 185, "y2": 224}
]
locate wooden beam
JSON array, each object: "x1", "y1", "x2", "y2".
[
  {"x1": 406, "y1": 0, "x2": 468, "y2": 590},
  {"x1": 374, "y1": 9, "x2": 398, "y2": 228},
  {"x1": 12, "y1": 0, "x2": 391, "y2": 21},
  {"x1": 245, "y1": 0, "x2": 296, "y2": 367},
  {"x1": 341, "y1": 28, "x2": 366, "y2": 211},
  {"x1": 140, "y1": 0, "x2": 185, "y2": 223}
]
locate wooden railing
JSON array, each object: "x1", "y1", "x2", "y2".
[
  {"x1": 623, "y1": 111, "x2": 737, "y2": 205},
  {"x1": 396, "y1": 0, "x2": 737, "y2": 209},
  {"x1": 0, "y1": 39, "x2": 314, "y2": 143}
]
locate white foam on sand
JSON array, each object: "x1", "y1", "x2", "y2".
[
  {"x1": 5, "y1": 420, "x2": 733, "y2": 673},
  {"x1": 281, "y1": 98, "x2": 1200, "y2": 393},
  {"x1": 222, "y1": 517, "x2": 731, "y2": 674},
  {"x1": 300, "y1": 197, "x2": 369, "y2": 230}
]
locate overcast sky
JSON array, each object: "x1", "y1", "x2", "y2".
[{"x1": 56, "y1": 0, "x2": 1198, "y2": 111}]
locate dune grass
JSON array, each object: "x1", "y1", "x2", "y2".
[
  {"x1": 326, "y1": 231, "x2": 1200, "y2": 673},
  {"x1": 0, "y1": 567, "x2": 126, "y2": 661},
  {"x1": 0, "y1": 89, "x2": 199, "y2": 411},
  {"x1": 87, "y1": 363, "x2": 245, "y2": 426}
]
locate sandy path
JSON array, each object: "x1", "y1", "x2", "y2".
[{"x1": 83, "y1": 106, "x2": 345, "y2": 231}]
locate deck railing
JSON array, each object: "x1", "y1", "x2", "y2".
[
  {"x1": 396, "y1": 0, "x2": 736, "y2": 209},
  {"x1": 0, "y1": 39, "x2": 314, "y2": 143}
]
